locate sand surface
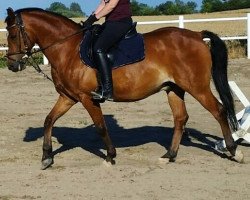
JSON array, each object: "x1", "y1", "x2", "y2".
[{"x1": 0, "y1": 59, "x2": 250, "y2": 200}]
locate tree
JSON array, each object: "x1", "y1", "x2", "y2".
[
  {"x1": 131, "y1": 0, "x2": 141, "y2": 15},
  {"x1": 156, "y1": 1, "x2": 173, "y2": 15},
  {"x1": 131, "y1": 0, "x2": 160, "y2": 15},
  {"x1": 201, "y1": 0, "x2": 213, "y2": 12},
  {"x1": 224, "y1": 0, "x2": 250, "y2": 10},
  {"x1": 46, "y1": 2, "x2": 86, "y2": 18},
  {"x1": 201, "y1": 0, "x2": 223, "y2": 13},
  {"x1": 156, "y1": 0, "x2": 197, "y2": 15},
  {"x1": 186, "y1": 1, "x2": 198, "y2": 13},
  {"x1": 201, "y1": 0, "x2": 250, "y2": 13},
  {"x1": 47, "y1": 2, "x2": 67, "y2": 12},
  {"x1": 70, "y1": 2, "x2": 85, "y2": 15}
]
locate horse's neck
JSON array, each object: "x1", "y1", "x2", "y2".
[
  {"x1": 26, "y1": 14, "x2": 81, "y2": 66},
  {"x1": 34, "y1": 21, "x2": 79, "y2": 49}
]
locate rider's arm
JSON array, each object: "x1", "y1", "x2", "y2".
[
  {"x1": 94, "y1": 0, "x2": 106, "y2": 15},
  {"x1": 82, "y1": 0, "x2": 119, "y2": 28},
  {"x1": 95, "y1": 0, "x2": 120, "y2": 19}
]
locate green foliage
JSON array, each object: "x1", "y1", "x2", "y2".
[
  {"x1": 0, "y1": 53, "x2": 44, "y2": 69},
  {"x1": 223, "y1": 0, "x2": 250, "y2": 10},
  {"x1": 47, "y1": 2, "x2": 67, "y2": 11},
  {"x1": 0, "y1": 56, "x2": 6, "y2": 68},
  {"x1": 201, "y1": 0, "x2": 250, "y2": 13},
  {"x1": 70, "y1": 2, "x2": 82, "y2": 13},
  {"x1": 44, "y1": 0, "x2": 250, "y2": 17},
  {"x1": 131, "y1": 0, "x2": 160, "y2": 15},
  {"x1": 31, "y1": 53, "x2": 44, "y2": 65},
  {"x1": 201, "y1": 0, "x2": 223, "y2": 12},
  {"x1": 46, "y1": 2, "x2": 86, "y2": 18},
  {"x1": 131, "y1": 0, "x2": 250, "y2": 15},
  {"x1": 131, "y1": 0, "x2": 197, "y2": 15},
  {"x1": 0, "y1": 50, "x2": 6, "y2": 68},
  {"x1": 155, "y1": 0, "x2": 197, "y2": 15}
]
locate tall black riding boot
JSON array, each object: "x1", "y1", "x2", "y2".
[{"x1": 91, "y1": 51, "x2": 113, "y2": 101}]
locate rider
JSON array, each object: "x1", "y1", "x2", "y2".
[{"x1": 83, "y1": 0, "x2": 133, "y2": 101}]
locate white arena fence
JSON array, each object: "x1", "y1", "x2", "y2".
[{"x1": 1, "y1": 13, "x2": 250, "y2": 64}]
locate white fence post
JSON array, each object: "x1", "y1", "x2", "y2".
[
  {"x1": 179, "y1": 15, "x2": 184, "y2": 28},
  {"x1": 247, "y1": 13, "x2": 250, "y2": 59}
]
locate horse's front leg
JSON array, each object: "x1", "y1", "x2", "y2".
[
  {"x1": 161, "y1": 89, "x2": 188, "y2": 162},
  {"x1": 42, "y1": 95, "x2": 76, "y2": 169},
  {"x1": 80, "y1": 94, "x2": 116, "y2": 164}
]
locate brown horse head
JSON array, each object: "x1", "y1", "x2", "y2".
[
  {"x1": 5, "y1": 8, "x2": 28, "y2": 71},
  {"x1": 5, "y1": 7, "x2": 81, "y2": 72}
]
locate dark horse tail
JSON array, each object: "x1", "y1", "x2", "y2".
[{"x1": 202, "y1": 30, "x2": 238, "y2": 132}]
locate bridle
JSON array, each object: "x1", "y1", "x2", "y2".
[
  {"x1": 5, "y1": 13, "x2": 32, "y2": 62},
  {"x1": 5, "y1": 12, "x2": 86, "y2": 81}
]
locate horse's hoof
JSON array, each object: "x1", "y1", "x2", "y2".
[
  {"x1": 41, "y1": 158, "x2": 54, "y2": 170},
  {"x1": 103, "y1": 156, "x2": 115, "y2": 167},
  {"x1": 103, "y1": 160, "x2": 113, "y2": 167},
  {"x1": 105, "y1": 156, "x2": 116, "y2": 165},
  {"x1": 159, "y1": 152, "x2": 176, "y2": 163},
  {"x1": 158, "y1": 157, "x2": 169, "y2": 164},
  {"x1": 169, "y1": 157, "x2": 176, "y2": 162},
  {"x1": 232, "y1": 150, "x2": 244, "y2": 163}
]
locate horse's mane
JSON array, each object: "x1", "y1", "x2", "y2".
[
  {"x1": 15, "y1": 7, "x2": 44, "y2": 14},
  {"x1": 5, "y1": 7, "x2": 78, "y2": 25}
]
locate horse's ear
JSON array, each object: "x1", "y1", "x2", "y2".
[{"x1": 7, "y1": 7, "x2": 15, "y2": 19}]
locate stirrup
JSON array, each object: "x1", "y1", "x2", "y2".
[{"x1": 91, "y1": 91, "x2": 113, "y2": 102}]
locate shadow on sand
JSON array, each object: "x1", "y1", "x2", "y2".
[{"x1": 24, "y1": 115, "x2": 248, "y2": 160}]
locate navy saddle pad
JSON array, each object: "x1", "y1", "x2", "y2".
[{"x1": 79, "y1": 29, "x2": 145, "y2": 69}]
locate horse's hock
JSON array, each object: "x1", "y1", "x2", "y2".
[{"x1": 215, "y1": 81, "x2": 250, "y2": 151}]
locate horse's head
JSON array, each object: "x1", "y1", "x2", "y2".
[{"x1": 5, "y1": 8, "x2": 34, "y2": 72}]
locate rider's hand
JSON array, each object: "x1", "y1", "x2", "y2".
[{"x1": 81, "y1": 14, "x2": 98, "y2": 29}]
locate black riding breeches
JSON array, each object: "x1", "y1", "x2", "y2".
[{"x1": 93, "y1": 18, "x2": 132, "y2": 53}]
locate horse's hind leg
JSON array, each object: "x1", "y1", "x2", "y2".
[
  {"x1": 161, "y1": 87, "x2": 189, "y2": 162},
  {"x1": 193, "y1": 89, "x2": 243, "y2": 162},
  {"x1": 42, "y1": 95, "x2": 76, "y2": 169},
  {"x1": 80, "y1": 94, "x2": 116, "y2": 164}
]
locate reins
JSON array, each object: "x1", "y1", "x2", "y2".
[
  {"x1": 26, "y1": 54, "x2": 53, "y2": 82},
  {"x1": 25, "y1": 28, "x2": 85, "y2": 82},
  {"x1": 31, "y1": 27, "x2": 86, "y2": 55}
]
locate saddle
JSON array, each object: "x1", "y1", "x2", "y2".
[{"x1": 79, "y1": 22, "x2": 145, "y2": 69}]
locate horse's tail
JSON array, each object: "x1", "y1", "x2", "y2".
[{"x1": 201, "y1": 30, "x2": 238, "y2": 132}]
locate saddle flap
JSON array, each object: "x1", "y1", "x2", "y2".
[
  {"x1": 124, "y1": 22, "x2": 137, "y2": 39},
  {"x1": 79, "y1": 24, "x2": 145, "y2": 69}
]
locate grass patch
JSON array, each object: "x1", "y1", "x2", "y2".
[
  {"x1": 0, "y1": 52, "x2": 44, "y2": 69},
  {"x1": 226, "y1": 40, "x2": 247, "y2": 59},
  {"x1": 29, "y1": 52, "x2": 44, "y2": 65},
  {"x1": 0, "y1": 56, "x2": 6, "y2": 68}
]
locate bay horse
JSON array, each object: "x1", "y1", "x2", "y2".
[{"x1": 5, "y1": 7, "x2": 244, "y2": 169}]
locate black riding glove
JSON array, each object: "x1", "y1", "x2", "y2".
[{"x1": 82, "y1": 14, "x2": 98, "y2": 29}]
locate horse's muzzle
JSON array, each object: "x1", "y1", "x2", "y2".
[{"x1": 8, "y1": 61, "x2": 26, "y2": 72}]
